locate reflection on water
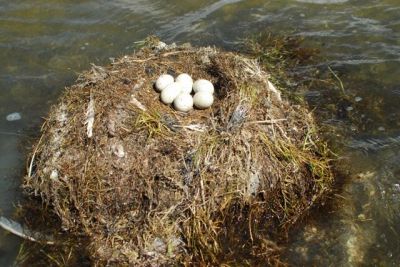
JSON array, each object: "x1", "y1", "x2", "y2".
[
  {"x1": 0, "y1": 0, "x2": 399, "y2": 265},
  {"x1": 0, "y1": 133, "x2": 24, "y2": 266},
  {"x1": 285, "y1": 143, "x2": 400, "y2": 266}
]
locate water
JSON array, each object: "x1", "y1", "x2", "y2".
[{"x1": 0, "y1": 0, "x2": 399, "y2": 265}]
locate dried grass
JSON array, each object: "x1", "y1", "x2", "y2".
[{"x1": 23, "y1": 40, "x2": 333, "y2": 266}]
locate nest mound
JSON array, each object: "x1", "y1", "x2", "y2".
[{"x1": 24, "y1": 41, "x2": 333, "y2": 266}]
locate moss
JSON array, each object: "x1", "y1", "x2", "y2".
[{"x1": 134, "y1": 109, "x2": 171, "y2": 139}]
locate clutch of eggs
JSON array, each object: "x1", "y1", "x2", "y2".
[{"x1": 155, "y1": 73, "x2": 214, "y2": 111}]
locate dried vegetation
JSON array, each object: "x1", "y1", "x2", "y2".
[{"x1": 23, "y1": 38, "x2": 333, "y2": 266}]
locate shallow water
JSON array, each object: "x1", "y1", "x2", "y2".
[{"x1": 0, "y1": 0, "x2": 399, "y2": 265}]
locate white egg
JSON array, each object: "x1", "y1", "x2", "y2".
[
  {"x1": 160, "y1": 82, "x2": 182, "y2": 104},
  {"x1": 155, "y1": 74, "x2": 174, "y2": 92},
  {"x1": 175, "y1": 73, "x2": 193, "y2": 94},
  {"x1": 173, "y1": 93, "x2": 193, "y2": 112},
  {"x1": 193, "y1": 79, "x2": 214, "y2": 94},
  {"x1": 193, "y1": 91, "x2": 214, "y2": 109}
]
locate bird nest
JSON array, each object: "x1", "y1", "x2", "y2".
[{"x1": 23, "y1": 40, "x2": 333, "y2": 266}]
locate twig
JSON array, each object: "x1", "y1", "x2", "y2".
[
  {"x1": 267, "y1": 80, "x2": 282, "y2": 102},
  {"x1": 28, "y1": 134, "x2": 44, "y2": 178},
  {"x1": 172, "y1": 124, "x2": 207, "y2": 132},
  {"x1": 249, "y1": 210, "x2": 253, "y2": 242},
  {"x1": 0, "y1": 216, "x2": 54, "y2": 245},
  {"x1": 129, "y1": 58, "x2": 156, "y2": 63},
  {"x1": 130, "y1": 95, "x2": 147, "y2": 111},
  {"x1": 200, "y1": 177, "x2": 205, "y2": 204},
  {"x1": 161, "y1": 50, "x2": 196, "y2": 57},
  {"x1": 85, "y1": 92, "x2": 95, "y2": 138},
  {"x1": 246, "y1": 119, "x2": 287, "y2": 124},
  {"x1": 328, "y1": 66, "x2": 345, "y2": 95}
]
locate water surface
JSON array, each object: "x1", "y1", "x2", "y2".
[{"x1": 0, "y1": 0, "x2": 399, "y2": 265}]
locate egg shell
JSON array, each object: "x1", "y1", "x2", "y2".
[
  {"x1": 155, "y1": 74, "x2": 174, "y2": 92},
  {"x1": 193, "y1": 91, "x2": 214, "y2": 109},
  {"x1": 160, "y1": 82, "x2": 182, "y2": 104},
  {"x1": 173, "y1": 93, "x2": 193, "y2": 112},
  {"x1": 193, "y1": 79, "x2": 214, "y2": 94},
  {"x1": 175, "y1": 73, "x2": 193, "y2": 94}
]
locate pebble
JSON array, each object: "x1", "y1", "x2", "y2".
[
  {"x1": 355, "y1": 96, "x2": 362, "y2": 102},
  {"x1": 50, "y1": 170, "x2": 59, "y2": 181},
  {"x1": 346, "y1": 106, "x2": 354, "y2": 111},
  {"x1": 393, "y1": 184, "x2": 400, "y2": 192},
  {"x1": 6, "y1": 112, "x2": 22, "y2": 121},
  {"x1": 112, "y1": 144, "x2": 125, "y2": 158},
  {"x1": 357, "y1": 214, "x2": 366, "y2": 220},
  {"x1": 154, "y1": 42, "x2": 167, "y2": 51}
]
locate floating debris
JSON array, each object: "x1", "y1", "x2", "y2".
[
  {"x1": 6, "y1": 112, "x2": 22, "y2": 121},
  {"x1": 0, "y1": 216, "x2": 54, "y2": 245},
  {"x1": 392, "y1": 89, "x2": 400, "y2": 95}
]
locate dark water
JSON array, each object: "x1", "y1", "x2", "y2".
[{"x1": 1, "y1": 0, "x2": 399, "y2": 266}]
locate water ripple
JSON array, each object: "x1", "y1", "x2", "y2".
[
  {"x1": 295, "y1": 0, "x2": 349, "y2": 3},
  {"x1": 157, "y1": 0, "x2": 244, "y2": 39}
]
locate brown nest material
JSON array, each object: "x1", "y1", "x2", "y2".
[{"x1": 23, "y1": 40, "x2": 333, "y2": 266}]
